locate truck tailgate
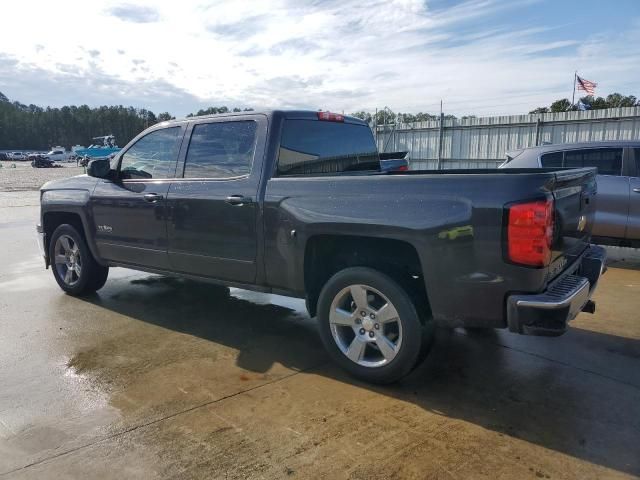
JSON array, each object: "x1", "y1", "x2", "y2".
[{"x1": 546, "y1": 167, "x2": 597, "y2": 280}]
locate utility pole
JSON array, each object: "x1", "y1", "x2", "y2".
[
  {"x1": 374, "y1": 107, "x2": 378, "y2": 146},
  {"x1": 436, "y1": 100, "x2": 444, "y2": 170}
]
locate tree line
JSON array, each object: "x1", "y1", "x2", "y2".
[
  {"x1": 350, "y1": 110, "x2": 466, "y2": 125},
  {"x1": 351, "y1": 92, "x2": 639, "y2": 126},
  {"x1": 1, "y1": 89, "x2": 638, "y2": 150},
  {"x1": 529, "y1": 93, "x2": 639, "y2": 114},
  {"x1": 0, "y1": 91, "x2": 251, "y2": 150}
]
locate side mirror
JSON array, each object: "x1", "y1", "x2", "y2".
[{"x1": 87, "y1": 158, "x2": 112, "y2": 179}]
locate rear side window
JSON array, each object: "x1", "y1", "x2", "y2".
[
  {"x1": 565, "y1": 148, "x2": 622, "y2": 176},
  {"x1": 277, "y1": 120, "x2": 379, "y2": 176},
  {"x1": 184, "y1": 121, "x2": 256, "y2": 179},
  {"x1": 120, "y1": 127, "x2": 181, "y2": 179},
  {"x1": 541, "y1": 148, "x2": 623, "y2": 175},
  {"x1": 540, "y1": 152, "x2": 563, "y2": 168}
]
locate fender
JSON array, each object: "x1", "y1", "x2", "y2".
[{"x1": 40, "y1": 185, "x2": 106, "y2": 267}]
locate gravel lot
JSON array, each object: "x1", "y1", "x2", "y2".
[{"x1": 0, "y1": 161, "x2": 84, "y2": 192}]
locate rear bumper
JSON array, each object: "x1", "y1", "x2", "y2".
[{"x1": 506, "y1": 245, "x2": 606, "y2": 336}]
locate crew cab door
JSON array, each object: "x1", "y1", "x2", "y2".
[
  {"x1": 90, "y1": 125, "x2": 185, "y2": 269},
  {"x1": 165, "y1": 115, "x2": 266, "y2": 283},
  {"x1": 560, "y1": 147, "x2": 627, "y2": 239},
  {"x1": 627, "y1": 147, "x2": 640, "y2": 241}
]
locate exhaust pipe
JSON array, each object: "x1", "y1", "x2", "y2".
[{"x1": 582, "y1": 300, "x2": 596, "y2": 314}]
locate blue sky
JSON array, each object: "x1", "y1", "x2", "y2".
[{"x1": 1, "y1": 0, "x2": 638, "y2": 117}]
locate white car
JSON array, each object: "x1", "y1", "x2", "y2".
[
  {"x1": 8, "y1": 152, "x2": 26, "y2": 161},
  {"x1": 46, "y1": 147, "x2": 68, "y2": 162}
]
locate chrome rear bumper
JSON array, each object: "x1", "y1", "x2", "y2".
[{"x1": 506, "y1": 245, "x2": 606, "y2": 336}]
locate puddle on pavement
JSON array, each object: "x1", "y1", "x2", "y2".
[{"x1": 62, "y1": 274, "x2": 326, "y2": 420}]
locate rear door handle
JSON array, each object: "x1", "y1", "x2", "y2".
[
  {"x1": 225, "y1": 195, "x2": 251, "y2": 206},
  {"x1": 633, "y1": 188, "x2": 640, "y2": 193},
  {"x1": 143, "y1": 193, "x2": 163, "y2": 203}
]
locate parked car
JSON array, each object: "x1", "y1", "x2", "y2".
[
  {"x1": 45, "y1": 147, "x2": 68, "y2": 162},
  {"x1": 37, "y1": 110, "x2": 605, "y2": 384},
  {"x1": 379, "y1": 151, "x2": 409, "y2": 172},
  {"x1": 8, "y1": 152, "x2": 26, "y2": 161},
  {"x1": 500, "y1": 141, "x2": 640, "y2": 247},
  {"x1": 0, "y1": 152, "x2": 9, "y2": 160}
]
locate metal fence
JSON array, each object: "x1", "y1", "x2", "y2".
[{"x1": 375, "y1": 106, "x2": 640, "y2": 170}]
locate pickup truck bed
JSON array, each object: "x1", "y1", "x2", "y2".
[{"x1": 37, "y1": 110, "x2": 606, "y2": 383}]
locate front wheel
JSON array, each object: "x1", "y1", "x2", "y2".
[
  {"x1": 317, "y1": 267, "x2": 429, "y2": 384},
  {"x1": 49, "y1": 224, "x2": 109, "y2": 296}
]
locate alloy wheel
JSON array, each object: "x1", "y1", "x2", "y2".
[
  {"x1": 53, "y1": 234, "x2": 82, "y2": 286},
  {"x1": 329, "y1": 284, "x2": 403, "y2": 368}
]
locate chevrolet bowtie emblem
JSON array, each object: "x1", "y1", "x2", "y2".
[{"x1": 578, "y1": 215, "x2": 587, "y2": 232}]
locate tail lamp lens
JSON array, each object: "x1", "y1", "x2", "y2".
[{"x1": 507, "y1": 199, "x2": 554, "y2": 267}]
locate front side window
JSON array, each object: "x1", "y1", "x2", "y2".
[
  {"x1": 119, "y1": 127, "x2": 181, "y2": 180},
  {"x1": 564, "y1": 148, "x2": 622, "y2": 176},
  {"x1": 183, "y1": 121, "x2": 257, "y2": 179},
  {"x1": 277, "y1": 120, "x2": 379, "y2": 176}
]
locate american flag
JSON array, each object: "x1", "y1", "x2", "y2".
[{"x1": 576, "y1": 76, "x2": 597, "y2": 95}]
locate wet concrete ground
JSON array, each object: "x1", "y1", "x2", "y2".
[{"x1": 0, "y1": 192, "x2": 639, "y2": 479}]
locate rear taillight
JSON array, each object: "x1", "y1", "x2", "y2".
[
  {"x1": 507, "y1": 198, "x2": 554, "y2": 267},
  {"x1": 395, "y1": 165, "x2": 409, "y2": 172},
  {"x1": 317, "y1": 111, "x2": 344, "y2": 122}
]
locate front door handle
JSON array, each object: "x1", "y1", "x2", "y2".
[
  {"x1": 143, "y1": 193, "x2": 163, "y2": 203},
  {"x1": 633, "y1": 188, "x2": 640, "y2": 193},
  {"x1": 225, "y1": 195, "x2": 251, "y2": 206}
]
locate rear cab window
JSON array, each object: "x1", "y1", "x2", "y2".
[{"x1": 277, "y1": 119, "x2": 379, "y2": 176}]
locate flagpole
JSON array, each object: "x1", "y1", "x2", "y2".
[{"x1": 571, "y1": 71, "x2": 577, "y2": 108}]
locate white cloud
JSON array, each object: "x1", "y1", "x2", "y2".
[{"x1": 1, "y1": 0, "x2": 638, "y2": 116}]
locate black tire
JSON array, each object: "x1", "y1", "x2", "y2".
[
  {"x1": 317, "y1": 267, "x2": 430, "y2": 384},
  {"x1": 49, "y1": 224, "x2": 109, "y2": 296}
]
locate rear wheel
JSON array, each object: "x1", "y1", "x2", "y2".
[
  {"x1": 50, "y1": 224, "x2": 109, "y2": 296},
  {"x1": 317, "y1": 267, "x2": 430, "y2": 384}
]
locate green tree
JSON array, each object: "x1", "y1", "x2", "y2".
[
  {"x1": 0, "y1": 91, "x2": 173, "y2": 150},
  {"x1": 529, "y1": 107, "x2": 550, "y2": 114},
  {"x1": 352, "y1": 110, "x2": 444, "y2": 125},
  {"x1": 605, "y1": 93, "x2": 637, "y2": 107},
  {"x1": 530, "y1": 92, "x2": 639, "y2": 114},
  {"x1": 550, "y1": 99, "x2": 572, "y2": 113},
  {"x1": 157, "y1": 112, "x2": 175, "y2": 122},
  {"x1": 351, "y1": 111, "x2": 372, "y2": 123}
]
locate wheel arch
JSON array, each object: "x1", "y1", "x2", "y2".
[
  {"x1": 42, "y1": 208, "x2": 103, "y2": 267},
  {"x1": 303, "y1": 234, "x2": 431, "y2": 321}
]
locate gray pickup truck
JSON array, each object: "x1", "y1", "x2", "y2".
[
  {"x1": 501, "y1": 141, "x2": 640, "y2": 247},
  {"x1": 37, "y1": 110, "x2": 606, "y2": 383}
]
